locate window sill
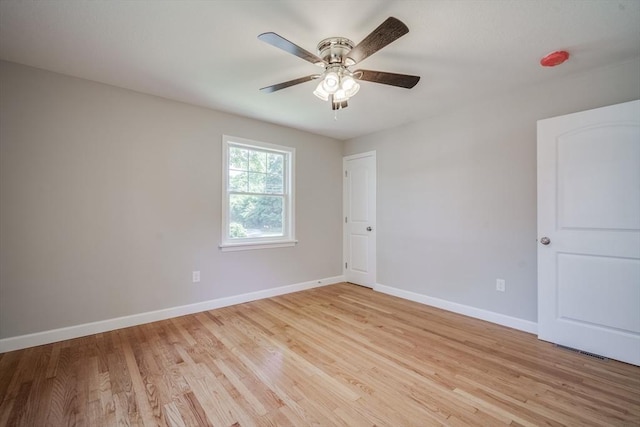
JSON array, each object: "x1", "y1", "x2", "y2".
[{"x1": 219, "y1": 240, "x2": 298, "y2": 252}]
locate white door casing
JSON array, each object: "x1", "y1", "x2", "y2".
[
  {"x1": 344, "y1": 152, "x2": 376, "y2": 287},
  {"x1": 537, "y1": 100, "x2": 640, "y2": 365}
]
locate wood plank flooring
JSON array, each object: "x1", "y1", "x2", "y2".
[{"x1": 1, "y1": 283, "x2": 639, "y2": 426}]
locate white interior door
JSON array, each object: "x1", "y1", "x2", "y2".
[
  {"x1": 344, "y1": 152, "x2": 376, "y2": 287},
  {"x1": 537, "y1": 100, "x2": 640, "y2": 365}
]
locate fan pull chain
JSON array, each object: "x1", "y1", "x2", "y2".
[{"x1": 334, "y1": 110, "x2": 338, "y2": 121}]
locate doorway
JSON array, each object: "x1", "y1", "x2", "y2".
[
  {"x1": 343, "y1": 152, "x2": 376, "y2": 287},
  {"x1": 537, "y1": 100, "x2": 640, "y2": 365}
]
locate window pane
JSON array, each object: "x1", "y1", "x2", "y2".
[
  {"x1": 229, "y1": 194, "x2": 283, "y2": 239},
  {"x1": 266, "y1": 173, "x2": 283, "y2": 194},
  {"x1": 249, "y1": 151, "x2": 267, "y2": 173},
  {"x1": 267, "y1": 153, "x2": 284, "y2": 175},
  {"x1": 248, "y1": 172, "x2": 266, "y2": 193},
  {"x1": 229, "y1": 147, "x2": 248, "y2": 171},
  {"x1": 229, "y1": 170, "x2": 248, "y2": 192}
]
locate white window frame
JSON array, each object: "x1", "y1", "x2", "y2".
[{"x1": 220, "y1": 135, "x2": 296, "y2": 251}]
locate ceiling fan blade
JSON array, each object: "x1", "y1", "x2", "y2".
[
  {"x1": 354, "y1": 70, "x2": 420, "y2": 88},
  {"x1": 258, "y1": 32, "x2": 326, "y2": 66},
  {"x1": 260, "y1": 75, "x2": 319, "y2": 93},
  {"x1": 345, "y1": 17, "x2": 409, "y2": 66}
]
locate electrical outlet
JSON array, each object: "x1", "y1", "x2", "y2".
[
  {"x1": 192, "y1": 271, "x2": 201, "y2": 283},
  {"x1": 496, "y1": 279, "x2": 506, "y2": 292}
]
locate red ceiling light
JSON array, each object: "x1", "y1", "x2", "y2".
[{"x1": 540, "y1": 50, "x2": 570, "y2": 67}]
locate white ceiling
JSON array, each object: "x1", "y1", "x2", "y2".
[{"x1": 1, "y1": 0, "x2": 639, "y2": 140}]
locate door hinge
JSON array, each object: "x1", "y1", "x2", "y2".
[
  {"x1": 345, "y1": 216, "x2": 348, "y2": 223},
  {"x1": 345, "y1": 170, "x2": 348, "y2": 178},
  {"x1": 345, "y1": 262, "x2": 348, "y2": 269}
]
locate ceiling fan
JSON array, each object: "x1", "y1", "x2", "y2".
[{"x1": 258, "y1": 17, "x2": 420, "y2": 110}]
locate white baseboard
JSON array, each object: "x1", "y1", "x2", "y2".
[
  {"x1": 374, "y1": 283, "x2": 538, "y2": 335},
  {"x1": 0, "y1": 275, "x2": 345, "y2": 353}
]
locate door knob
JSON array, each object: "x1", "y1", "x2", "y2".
[
  {"x1": 366, "y1": 226, "x2": 373, "y2": 231},
  {"x1": 540, "y1": 237, "x2": 551, "y2": 245}
]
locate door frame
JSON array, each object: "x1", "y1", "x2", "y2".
[{"x1": 343, "y1": 151, "x2": 377, "y2": 287}]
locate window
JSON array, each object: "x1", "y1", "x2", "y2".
[{"x1": 220, "y1": 135, "x2": 296, "y2": 251}]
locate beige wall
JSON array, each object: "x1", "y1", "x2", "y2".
[
  {"x1": 2, "y1": 56, "x2": 639, "y2": 341},
  {"x1": 344, "y1": 57, "x2": 640, "y2": 322},
  {"x1": 0, "y1": 61, "x2": 344, "y2": 339}
]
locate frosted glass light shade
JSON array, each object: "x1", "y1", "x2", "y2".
[
  {"x1": 313, "y1": 82, "x2": 329, "y2": 101},
  {"x1": 342, "y1": 75, "x2": 356, "y2": 91},
  {"x1": 313, "y1": 68, "x2": 360, "y2": 107},
  {"x1": 349, "y1": 83, "x2": 360, "y2": 97},
  {"x1": 333, "y1": 89, "x2": 348, "y2": 102},
  {"x1": 322, "y1": 72, "x2": 339, "y2": 93}
]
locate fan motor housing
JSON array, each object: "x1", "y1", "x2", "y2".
[{"x1": 317, "y1": 37, "x2": 354, "y2": 64}]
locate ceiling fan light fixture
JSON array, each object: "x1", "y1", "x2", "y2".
[
  {"x1": 258, "y1": 17, "x2": 420, "y2": 112},
  {"x1": 315, "y1": 68, "x2": 359, "y2": 106},
  {"x1": 314, "y1": 68, "x2": 360, "y2": 108}
]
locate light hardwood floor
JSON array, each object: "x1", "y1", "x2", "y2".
[{"x1": 1, "y1": 283, "x2": 639, "y2": 426}]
